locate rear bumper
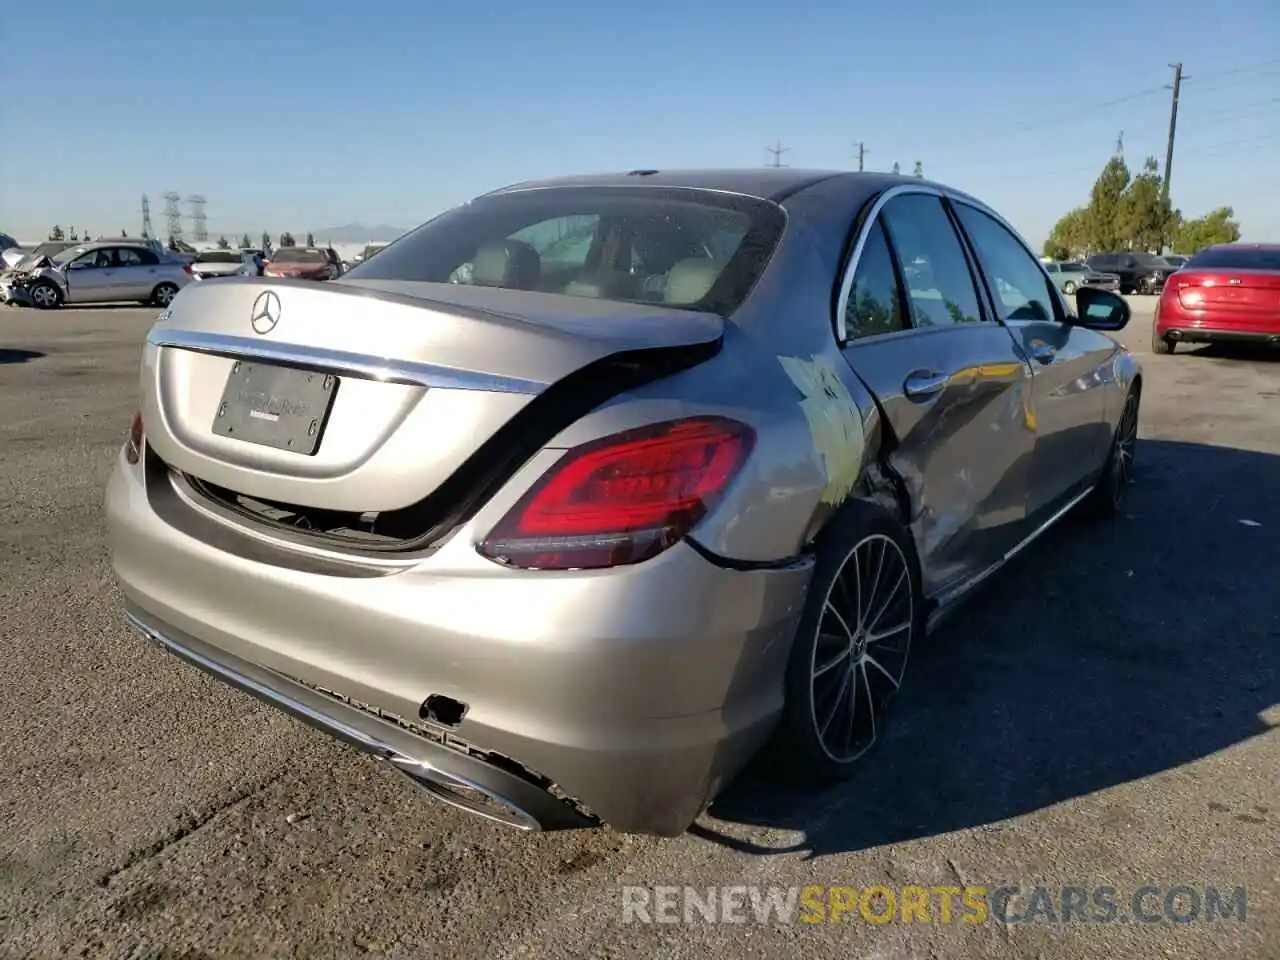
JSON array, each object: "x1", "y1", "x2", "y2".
[
  {"x1": 105, "y1": 449, "x2": 813, "y2": 835},
  {"x1": 1155, "y1": 307, "x2": 1280, "y2": 344}
]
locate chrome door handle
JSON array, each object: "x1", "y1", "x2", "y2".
[
  {"x1": 903, "y1": 371, "x2": 950, "y2": 400},
  {"x1": 1030, "y1": 342, "x2": 1055, "y2": 364}
]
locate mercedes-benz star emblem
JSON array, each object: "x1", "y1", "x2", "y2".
[{"x1": 250, "y1": 290, "x2": 281, "y2": 335}]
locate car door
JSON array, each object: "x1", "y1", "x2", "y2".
[
  {"x1": 950, "y1": 201, "x2": 1112, "y2": 526},
  {"x1": 113, "y1": 246, "x2": 159, "y2": 298},
  {"x1": 838, "y1": 189, "x2": 1036, "y2": 598},
  {"x1": 62, "y1": 248, "x2": 116, "y2": 303}
]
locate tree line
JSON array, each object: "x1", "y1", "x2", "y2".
[
  {"x1": 46, "y1": 226, "x2": 322, "y2": 254},
  {"x1": 1043, "y1": 149, "x2": 1241, "y2": 261}
]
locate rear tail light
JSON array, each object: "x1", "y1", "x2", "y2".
[
  {"x1": 182, "y1": 263, "x2": 193, "y2": 274},
  {"x1": 477, "y1": 416, "x2": 755, "y2": 571},
  {"x1": 125, "y1": 410, "x2": 144, "y2": 464}
]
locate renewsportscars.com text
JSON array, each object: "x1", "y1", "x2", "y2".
[{"x1": 621, "y1": 884, "x2": 1248, "y2": 925}]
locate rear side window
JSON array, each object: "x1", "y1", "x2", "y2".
[
  {"x1": 878, "y1": 193, "x2": 983, "y2": 327},
  {"x1": 343, "y1": 186, "x2": 786, "y2": 314},
  {"x1": 1186, "y1": 247, "x2": 1280, "y2": 270},
  {"x1": 952, "y1": 203, "x2": 1058, "y2": 323},
  {"x1": 845, "y1": 221, "x2": 907, "y2": 340}
]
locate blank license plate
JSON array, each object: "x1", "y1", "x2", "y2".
[{"x1": 212, "y1": 360, "x2": 338, "y2": 455}]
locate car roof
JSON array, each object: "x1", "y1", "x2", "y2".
[
  {"x1": 481, "y1": 168, "x2": 940, "y2": 204},
  {"x1": 1203, "y1": 242, "x2": 1280, "y2": 251}
]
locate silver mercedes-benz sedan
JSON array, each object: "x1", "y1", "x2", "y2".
[{"x1": 105, "y1": 169, "x2": 1142, "y2": 836}]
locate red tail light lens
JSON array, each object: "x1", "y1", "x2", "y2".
[
  {"x1": 478, "y1": 417, "x2": 755, "y2": 570},
  {"x1": 125, "y1": 410, "x2": 144, "y2": 464}
]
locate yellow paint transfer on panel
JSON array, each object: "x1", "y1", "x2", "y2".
[{"x1": 778, "y1": 354, "x2": 866, "y2": 506}]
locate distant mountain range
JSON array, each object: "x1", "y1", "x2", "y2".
[{"x1": 311, "y1": 223, "x2": 410, "y2": 243}]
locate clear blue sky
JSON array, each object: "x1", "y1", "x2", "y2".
[{"x1": 2, "y1": 0, "x2": 1277, "y2": 248}]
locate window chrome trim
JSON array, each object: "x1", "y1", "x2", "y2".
[
  {"x1": 145, "y1": 328, "x2": 546, "y2": 394},
  {"x1": 834, "y1": 183, "x2": 1055, "y2": 344}
]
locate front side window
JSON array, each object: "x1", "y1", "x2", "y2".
[
  {"x1": 343, "y1": 186, "x2": 785, "y2": 314},
  {"x1": 953, "y1": 203, "x2": 1059, "y2": 323},
  {"x1": 878, "y1": 193, "x2": 983, "y2": 327}
]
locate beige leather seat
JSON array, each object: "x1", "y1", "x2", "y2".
[
  {"x1": 472, "y1": 239, "x2": 541, "y2": 290},
  {"x1": 664, "y1": 258, "x2": 721, "y2": 305}
]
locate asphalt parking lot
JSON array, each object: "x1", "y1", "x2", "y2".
[{"x1": 1, "y1": 299, "x2": 1276, "y2": 959}]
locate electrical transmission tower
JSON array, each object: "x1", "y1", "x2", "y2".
[
  {"x1": 141, "y1": 194, "x2": 153, "y2": 238},
  {"x1": 187, "y1": 195, "x2": 208, "y2": 243},
  {"x1": 162, "y1": 192, "x2": 183, "y2": 242},
  {"x1": 765, "y1": 141, "x2": 789, "y2": 167}
]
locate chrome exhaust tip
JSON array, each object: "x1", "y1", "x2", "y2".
[{"x1": 386, "y1": 756, "x2": 543, "y2": 831}]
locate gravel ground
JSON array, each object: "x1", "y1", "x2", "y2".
[{"x1": 0, "y1": 298, "x2": 1276, "y2": 960}]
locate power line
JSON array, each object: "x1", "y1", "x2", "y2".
[
  {"x1": 911, "y1": 58, "x2": 1279, "y2": 162},
  {"x1": 1186, "y1": 57, "x2": 1280, "y2": 83},
  {"x1": 765, "y1": 140, "x2": 790, "y2": 167}
]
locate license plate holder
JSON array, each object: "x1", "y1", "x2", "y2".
[{"x1": 212, "y1": 360, "x2": 338, "y2": 455}]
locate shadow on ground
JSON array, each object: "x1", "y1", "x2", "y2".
[
  {"x1": 697, "y1": 439, "x2": 1280, "y2": 857},
  {"x1": 0, "y1": 349, "x2": 45, "y2": 365},
  {"x1": 1180, "y1": 342, "x2": 1280, "y2": 363}
]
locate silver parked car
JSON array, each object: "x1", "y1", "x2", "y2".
[
  {"x1": 7, "y1": 240, "x2": 192, "y2": 309},
  {"x1": 189, "y1": 248, "x2": 267, "y2": 280},
  {"x1": 1043, "y1": 259, "x2": 1121, "y2": 294},
  {"x1": 106, "y1": 170, "x2": 1142, "y2": 836}
]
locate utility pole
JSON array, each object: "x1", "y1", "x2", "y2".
[
  {"x1": 1161, "y1": 62, "x2": 1188, "y2": 252},
  {"x1": 855, "y1": 141, "x2": 867, "y2": 171},
  {"x1": 765, "y1": 141, "x2": 789, "y2": 167}
]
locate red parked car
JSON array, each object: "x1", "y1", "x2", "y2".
[
  {"x1": 262, "y1": 246, "x2": 343, "y2": 281},
  {"x1": 1152, "y1": 243, "x2": 1280, "y2": 354}
]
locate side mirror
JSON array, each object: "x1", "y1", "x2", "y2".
[
  {"x1": 66, "y1": 260, "x2": 91, "y2": 270},
  {"x1": 1073, "y1": 287, "x2": 1130, "y2": 331}
]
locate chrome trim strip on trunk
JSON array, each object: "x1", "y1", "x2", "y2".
[
  {"x1": 146, "y1": 328, "x2": 546, "y2": 394},
  {"x1": 123, "y1": 606, "x2": 548, "y2": 831}
]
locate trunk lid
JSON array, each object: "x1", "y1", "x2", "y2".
[
  {"x1": 1174, "y1": 269, "x2": 1280, "y2": 311},
  {"x1": 142, "y1": 276, "x2": 723, "y2": 518}
]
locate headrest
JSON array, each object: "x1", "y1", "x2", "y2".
[
  {"x1": 472, "y1": 239, "x2": 540, "y2": 289},
  {"x1": 664, "y1": 258, "x2": 720, "y2": 305}
]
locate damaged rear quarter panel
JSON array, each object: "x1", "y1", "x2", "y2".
[{"x1": 533, "y1": 220, "x2": 885, "y2": 566}]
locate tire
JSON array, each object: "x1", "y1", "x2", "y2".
[
  {"x1": 151, "y1": 283, "x2": 179, "y2": 307},
  {"x1": 1063, "y1": 281, "x2": 1077, "y2": 294},
  {"x1": 766, "y1": 500, "x2": 924, "y2": 785},
  {"x1": 1151, "y1": 325, "x2": 1175, "y2": 355},
  {"x1": 29, "y1": 280, "x2": 62, "y2": 310},
  {"x1": 1084, "y1": 385, "x2": 1140, "y2": 519}
]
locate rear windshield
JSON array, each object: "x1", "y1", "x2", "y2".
[
  {"x1": 271, "y1": 247, "x2": 328, "y2": 263},
  {"x1": 341, "y1": 186, "x2": 787, "y2": 314},
  {"x1": 1186, "y1": 247, "x2": 1280, "y2": 270},
  {"x1": 196, "y1": 251, "x2": 242, "y2": 263}
]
